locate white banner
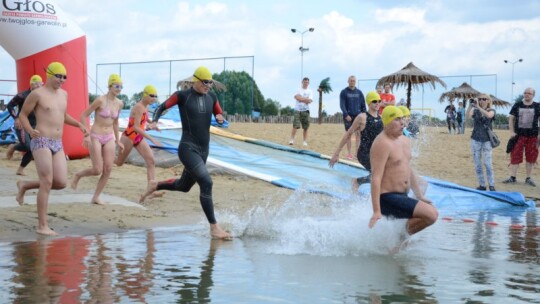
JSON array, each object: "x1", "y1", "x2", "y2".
[{"x1": 0, "y1": 0, "x2": 84, "y2": 59}]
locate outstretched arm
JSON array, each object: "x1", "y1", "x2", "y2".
[
  {"x1": 329, "y1": 114, "x2": 365, "y2": 167},
  {"x1": 152, "y1": 93, "x2": 178, "y2": 123}
]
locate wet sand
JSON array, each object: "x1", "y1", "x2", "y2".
[{"x1": 0, "y1": 123, "x2": 537, "y2": 241}]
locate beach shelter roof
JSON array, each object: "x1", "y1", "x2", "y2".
[
  {"x1": 438, "y1": 82, "x2": 511, "y2": 108},
  {"x1": 438, "y1": 82, "x2": 481, "y2": 103},
  {"x1": 177, "y1": 76, "x2": 227, "y2": 92},
  {"x1": 489, "y1": 94, "x2": 512, "y2": 108},
  {"x1": 376, "y1": 62, "x2": 446, "y2": 109}
]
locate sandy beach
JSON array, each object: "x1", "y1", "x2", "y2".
[{"x1": 0, "y1": 123, "x2": 537, "y2": 242}]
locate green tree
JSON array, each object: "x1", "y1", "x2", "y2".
[
  {"x1": 317, "y1": 77, "x2": 333, "y2": 124},
  {"x1": 126, "y1": 92, "x2": 143, "y2": 109},
  {"x1": 117, "y1": 94, "x2": 129, "y2": 108},
  {"x1": 213, "y1": 71, "x2": 266, "y2": 115},
  {"x1": 493, "y1": 113, "x2": 508, "y2": 125},
  {"x1": 262, "y1": 98, "x2": 280, "y2": 116},
  {"x1": 280, "y1": 106, "x2": 294, "y2": 116},
  {"x1": 89, "y1": 93, "x2": 99, "y2": 104}
]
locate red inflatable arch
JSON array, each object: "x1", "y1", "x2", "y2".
[{"x1": 0, "y1": 1, "x2": 89, "y2": 158}]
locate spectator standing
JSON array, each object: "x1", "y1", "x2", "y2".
[
  {"x1": 289, "y1": 77, "x2": 313, "y2": 146},
  {"x1": 338, "y1": 75, "x2": 366, "y2": 159},
  {"x1": 379, "y1": 83, "x2": 396, "y2": 115},
  {"x1": 456, "y1": 101, "x2": 466, "y2": 134},
  {"x1": 502, "y1": 87, "x2": 540, "y2": 186},
  {"x1": 444, "y1": 102, "x2": 457, "y2": 134},
  {"x1": 466, "y1": 94, "x2": 496, "y2": 191}
]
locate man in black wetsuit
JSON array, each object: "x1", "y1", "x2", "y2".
[
  {"x1": 5, "y1": 75, "x2": 43, "y2": 175},
  {"x1": 140, "y1": 66, "x2": 231, "y2": 240}
]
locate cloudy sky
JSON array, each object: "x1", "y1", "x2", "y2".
[{"x1": 1, "y1": 0, "x2": 538, "y2": 118}]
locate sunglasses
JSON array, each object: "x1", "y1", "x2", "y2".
[
  {"x1": 148, "y1": 94, "x2": 158, "y2": 98},
  {"x1": 372, "y1": 100, "x2": 382, "y2": 104},
  {"x1": 478, "y1": 98, "x2": 488, "y2": 101},
  {"x1": 193, "y1": 74, "x2": 214, "y2": 86},
  {"x1": 113, "y1": 84, "x2": 123, "y2": 89}
]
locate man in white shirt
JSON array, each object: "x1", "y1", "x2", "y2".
[{"x1": 289, "y1": 77, "x2": 313, "y2": 146}]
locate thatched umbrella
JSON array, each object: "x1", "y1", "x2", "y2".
[
  {"x1": 489, "y1": 94, "x2": 512, "y2": 109},
  {"x1": 377, "y1": 62, "x2": 446, "y2": 109},
  {"x1": 177, "y1": 76, "x2": 227, "y2": 92},
  {"x1": 438, "y1": 82, "x2": 480, "y2": 107},
  {"x1": 438, "y1": 82, "x2": 511, "y2": 109}
]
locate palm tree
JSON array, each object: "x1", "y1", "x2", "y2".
[{"x1": 317, "y1": 77, "x2": 332, "y2": 124}]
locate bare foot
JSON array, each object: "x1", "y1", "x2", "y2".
[
  {"x1": 92, "y1": 197, "x2": 106, "y2": 205},
  {"x1": 147, "y1": 191, "x2": 165, "y2": 199},
  {"x1": 16, "y1": 168, "x2": 26, "y2": 176},
  {"x1": 71, "y1": 173, "x2": 81, "y2": 190},
  {"x1": 16, "y1": 180, "x2": 25, "y2": 206},
  {"x1": 139, "y1": 180, "x2": 158, "y2": 203},
  {"x1": 37, "y1": 227, "x2": 59, "y2": 236},
  {"x1": 211, "y1": 224, "x2": 232, "y2": 240},
  {"x1": 5, "y1": 144, "x2": 15, "y2": 160}
]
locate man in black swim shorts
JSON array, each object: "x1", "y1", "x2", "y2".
[{"x1": 368, "y1": 106, "x2": 438, "y2": 236}]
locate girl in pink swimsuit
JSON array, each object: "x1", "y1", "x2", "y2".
[{"x1": 71, "y1": 74, "x2": 124, "y2": 205}]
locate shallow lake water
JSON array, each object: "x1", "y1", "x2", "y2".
[{"x1": 0, "y1": 193, "x2": 538, "y2": 303}]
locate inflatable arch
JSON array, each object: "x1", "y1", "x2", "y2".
[{"x1": 0, "y1": 0, "x2": 88, "y2": 158}]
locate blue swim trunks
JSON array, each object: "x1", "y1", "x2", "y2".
[{"x1": 380, "y1": 192, "x2": 419, "y2": 219}]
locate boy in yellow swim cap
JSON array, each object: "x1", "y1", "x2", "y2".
[{"x1": 368, "y1": 106, "x2": 438, "y2": 238}]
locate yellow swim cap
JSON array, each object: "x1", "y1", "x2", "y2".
[
  {"x1": 108, "y1": 74, "x2": 122, "y2": 87},
  {"x1": 29, "y1": 75, "x2": 42, "y2": 84},
  {"x1": 46, "y1": 62, "x2": 67, "y2": 76},
  {"x1": 381, "y1": 106, "x2": 404, "y2": 126},
  {"x1": 193, "y1": 66, "x2": 212, "y2": 81},
  {"x1": 143, "y1": 85, "x2": 157, "y2": 97},
  {"x1": 365, "y1": 91, "x2": 381, "y2": 105},
  {"x1": 397, "y1": 105, "x2": 411, "y2": 117}
]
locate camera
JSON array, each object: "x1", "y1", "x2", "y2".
[{"x1": 470, "y1": 98, "x2": 476, "y2": 105}]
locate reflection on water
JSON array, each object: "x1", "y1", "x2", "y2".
[{"x1": 0, "y1": 206, "x2": 539, "y2": 303}]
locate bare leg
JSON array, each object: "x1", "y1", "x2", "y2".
[
  {"x1": 525, "y1": 162, "x2": 534, "y2": 177},
  {"x1": 5, "y1": 144, "x2": 15, "y2": 160},
  {"x1": 33, "y1": 149, "x2": 69, "y2": 236},
  {"x1": 139, "y1": 180, "x2": 158, "y2": 203},
  {"x1": 72, "y1": 138, "x2": 104, "y2": 190},
  {"x1": 16, "y1": 180, "x2": 39, "y2": 205},
  {"x1": 90, "y1": 139, "x2": 115, "y2": 204},
  {"x1": 114, "y1": 135, "x2": 133, "y2": 167},
  {"x1": 509, "y1": 164, "x2": 519, "y2": 177},
  {"x1": 210, "y1": 223, "x2": 232, "y2": 240},
  {"x1": 289, "y1": 127, "x2": 297, "y2": 143},
  {"x1": 135, "y1": 141, "x2": 164, "y2": 199},
  {"x1": 16, "y1": 167, "x2": 26, "y2": 176},
  {"x1": 406, "y1": 201, "x2": 438, "y2": 235}
]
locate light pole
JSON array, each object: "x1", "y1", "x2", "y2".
[
  {"x1": 504, "y1": 58, "x2": 523, "y2": 102},
  {"x1": 291, "y1": 27, "x2": 314, "y2": 80}
]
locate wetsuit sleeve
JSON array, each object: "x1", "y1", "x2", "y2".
[
  {"x1": 152, "y1": 93, "x2": 179, "y2": 122},
  {"x1": 6, "y1": 93, "x2": 24, "y2": 119},
  {"x1": 213, "y1": 99, "x2": 223, "y2": 115}
]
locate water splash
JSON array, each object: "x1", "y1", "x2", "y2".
[{"x1": 219, "y1": 185, "x2": 413, "y2": 257}]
